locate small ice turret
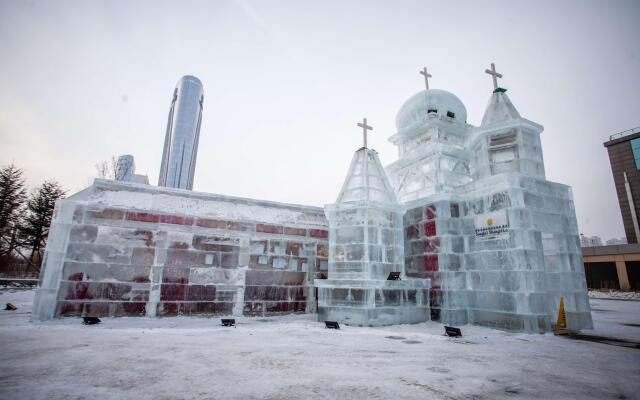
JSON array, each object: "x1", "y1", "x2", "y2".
[
  {"x1": 316, "y1": 118, "x2": 431, "y2": 327},
  {"x1": 467, "y1": 63, "x2": 546, "y2": 180}
]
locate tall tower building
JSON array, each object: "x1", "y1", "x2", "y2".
[
  {"x1": 158, "y1": 75, "x2": 204, "y2": 190},
  {"x1": 115, "y1": 154, "x2": 135, "y2": 182},
  {"x1": 604, "y1": 127, "x2": 640, "y2": 243}
]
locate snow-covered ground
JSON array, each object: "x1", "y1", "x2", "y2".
[
  {"x1": 0, "y1": 290, "x2": 638, "y2": 400},
  {"x1": 589, "y1": 289, "x2": 640, "y2": 301}
]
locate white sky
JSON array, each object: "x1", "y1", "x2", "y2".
[{"x1": 0, "y1": 0, "x2": 639, "y2": 241}]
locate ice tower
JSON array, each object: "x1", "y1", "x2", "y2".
[
  {"x1": 386, "y1": 88, "x2": 472, "y2": 201},
  {"x1": 386, "y1": 65, "x2": 592, "y2": 332},
  {"x1": 316, "y1": 119, "x2": 431, "y2": 326}
]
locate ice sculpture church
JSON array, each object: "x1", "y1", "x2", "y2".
[{"x1": 33, "y1": 64, "x2": 592, "y2": 333}]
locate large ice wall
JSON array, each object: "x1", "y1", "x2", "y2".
[
  {"x1": 316, "y1": 148, "x2": 431, "y2": 326},
  {"x1": 33, "y1": 179, "x2": 329, "y2": 320},
  {"x1": 386, "y1": 88, "x2": 592, "y2": 333}
]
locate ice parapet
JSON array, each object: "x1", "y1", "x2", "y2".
[{"x1": 316, "y1": 148, "x2": 431, "y2": 326}]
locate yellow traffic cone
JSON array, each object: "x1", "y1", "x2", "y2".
[{"x1": 553, "y1": 297, "x2": 571, "y2": 335}]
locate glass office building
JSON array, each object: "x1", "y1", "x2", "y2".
[{"x1": 158, "y1": 75, "x2": 204, "y2": 190}]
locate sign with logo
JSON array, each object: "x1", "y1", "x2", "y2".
[{"x1": 474, "y1": 210, "x2": 509, "y2": 241}]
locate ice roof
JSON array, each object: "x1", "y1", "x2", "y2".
[
  {"x1": 335, "y1": 148, "x2": 398, "y2": 206},
  {"x1": 480, "y1": 91, "x2": 521, "y2": 127}
]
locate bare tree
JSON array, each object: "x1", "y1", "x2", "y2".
[{"x1": 95, "y1": 156, "x2": 118, "y2": 179}]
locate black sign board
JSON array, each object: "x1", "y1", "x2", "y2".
[
  {"x1": 82, "y1": 316, "x2": 101, "y2": 325},
  {"x1": 387, "y1": 272, "x2": 401, "y2": 281},
  {"x1": 221, "y1": 318, "x2": 236, "y2": 327},
  {"x1": 444, "y1": 326, "x2": 462, "y2": 337},
  {"x1": 325, "y1": 321, "x2": 340, "y2": 329}
]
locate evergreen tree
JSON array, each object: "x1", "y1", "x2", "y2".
[
  {"x1": 0, "y1": 164, "x2": 26, "y2": 256},
  {"x1": 20, "y1": 181, "x2": 66, "y2": 270}
]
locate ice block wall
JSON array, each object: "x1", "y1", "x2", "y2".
[
  {"x1": 33, "y1": 179, "x2": 328, "y2": 320},
  {"x1": 403, "y1": 200, "x2": 468, "y2": 324}
]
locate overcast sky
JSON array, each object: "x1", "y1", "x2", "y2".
[{"x1": 0, "y1": 0, "x2": 639, "y2": 240}]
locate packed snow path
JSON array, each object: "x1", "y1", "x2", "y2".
[{"x1": 0, "y1": 290, "x2": 638, "y2": 400}]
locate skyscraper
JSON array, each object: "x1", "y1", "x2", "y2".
[
  {"x1": 115, "y1": 154, "x2": 135, "y2": 182},
  {"x1": 158, "y1": 75, "x2": 204, "y2": 190},
  {"x1": 604, "y1": 127, "x2": 640, "y2": 243}
]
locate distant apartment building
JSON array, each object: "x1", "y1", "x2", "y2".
[
  {"x1": 115, "y1": 155, "x2": 149, "y2": 185},
  {"x1": 580, "y1": 234, "x2": 603, "y2": 248},
  {"x1": 606, "y1": 237, "x2": 627, "y2": 246}
]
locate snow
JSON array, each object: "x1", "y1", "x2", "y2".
[
  {"x1": 1, "y1": 289, "x2": 638, "y2": 400},
  {"x1": 589, "y1": 290, "x2": 640, "y2": 301},
  {"x1": 588, "y1": 297, "x2": 640, "y2": 342},
  {"x1": 87, "y1": 179, "x2": 327, "y2": 227}
]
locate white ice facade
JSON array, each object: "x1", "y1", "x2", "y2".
[
  {"x1": 383, "y1": 87, "x2": 592, "y2": 332},
  {"x1": 316, "y1": 148, "x2": 431, "y2": 326}
]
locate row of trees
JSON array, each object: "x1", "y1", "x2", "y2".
[{"x1": 0, "y1": 164, "x2": 66, "y2": 277}]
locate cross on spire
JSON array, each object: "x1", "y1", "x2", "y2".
[
  {"x1": 485, "y1": 62, "x2": 503, "y2": 90},
  {"x1": 357, "y1": 117, "x2": 373, "y2": 148},
  {"x1": 419, "y1": 67, "x2": 432, "y2": 90}
]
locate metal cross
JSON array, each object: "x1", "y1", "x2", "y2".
[
  {"x1": 485, "y1": 62, "x2": 503, "y2": 90},
  {"x1": 419, "y1": 67, "x2": 432, "y2": 90},
  {"x1": 357, "y1": 117, "x2": 373, "y2": 148}
]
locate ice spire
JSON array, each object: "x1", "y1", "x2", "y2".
[
  {"x1": 335, "y1": 119, "x2": 397, "y2": 205},
  {"x1": 480, "y1": 90, "x2": 521, "y2": 126}
]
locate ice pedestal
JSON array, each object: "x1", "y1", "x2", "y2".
[
  {"x1": 316, "y1": 147, "x2": 431, "y2": 326},
  {"x1": 316, "y1": 279, "x2": 430, "y2": 326}
]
